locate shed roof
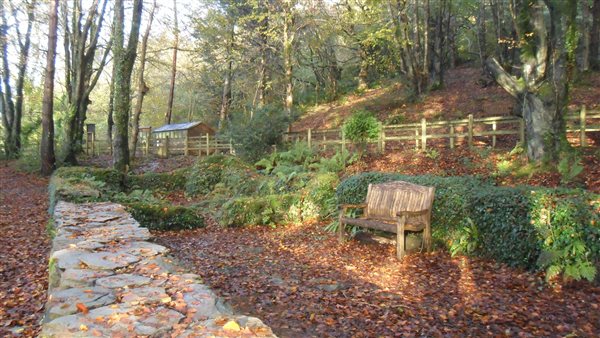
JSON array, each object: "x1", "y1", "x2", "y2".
[{"x1": 153, "y1": 122, "x2": 201, "y2": 133}]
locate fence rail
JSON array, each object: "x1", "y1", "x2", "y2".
[
  {"x1": 284, "y1": 105, "x2": 600, "y2": 152},
  {"x1": 84, "y1": 133, "x2": 234, "y2": 158}
]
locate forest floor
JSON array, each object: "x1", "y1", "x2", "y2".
[
  {"x1": 155, "y1": 220, "x2": 600, "y2": 337},
  {"x1": 291, "y1": 66, "x2": 600, "y2": 131},
  {"x1": 0, "y1": 163, "x2": 50, "y2": 337}
]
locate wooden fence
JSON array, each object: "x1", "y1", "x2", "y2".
[
  {"x1": 284, "y1": 106, "x2": 600, "y2": 152},
  {"x1": 85, "y1": 133, "x2": 234, "y2": 158}
]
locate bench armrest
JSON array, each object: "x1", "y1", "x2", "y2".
[{"x1": 397, "y1": 209, "x2": 429, "y2": 217}]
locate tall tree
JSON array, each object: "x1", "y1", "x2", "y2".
[
  {"x1": 61, "y1": 0, "x2": 112, "y2": 164},
  {"x1": 112, "y1": 0, "x2": 143, "y2": 172},
  {"x1": 41, "y1": 0, "x2": 58, "y2": 175},
  {"x1": 131, "y1": 0, "x2": 157, "y2": 158},
  {"x1": 486, "y1": 0, "x2": 578, "y2": 162},
  {"x1": 165, "y1": 0, "x2": 179, "y2": 124},
  {"x1": 0, "y1": 0, "x2": 35, "y2": 158},
  {"x1": 590, "y1": 0, "x2": 600, "y2": 70}
]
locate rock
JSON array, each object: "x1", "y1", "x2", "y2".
[
  {"x1": 79, "y1": 251, "x2": 140, "y2": 270},
  {"x1": 95, "y1": 273, "x2": 151, "y2": 289},
  {"x1": 177, "y1": 316, "x2": 276, "y2": 338},
  {"x1": 116, "y1": 241, "x2": 168, "y2": 257},
  {"x1": 120, "y1": 286, "x2": 171, "y2": 305},
  {"x1": 51, "y1": 249, "x2": 90, "y2": 270},
  {"x1": 181, "y1": 284, "x2": 220, "y2": 320},
  {"x1": 60, "y1": 269, "x2": 114, "y2": 288},
  {"x1": 46, "y1": 287, "x2": 115, "y2": 320}
]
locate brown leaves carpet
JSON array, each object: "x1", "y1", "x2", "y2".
[
  {"x1": 156, "y1": 222, "x2": 600, "y2": 337},
  {"x1": 0, "y1": 164, "x2": 50, "y2": 337}
]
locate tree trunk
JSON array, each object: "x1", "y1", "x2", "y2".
[
  {"x1": 476, "y1": 0, "x2": 487, "y2": 69},
  {"x1": 218, "y1": 21, "x2": 234, "y2": 130},
  {"x1": 0, "y1": 0, "x2": 35, "y2": 158},
  {"x1": 130, "y1": 0, "x2": 156, "y2": 158},
  {"x1": 357, "y1": 45, "x2": 369, "y2": 91},
  {"x1": 283, "y1": 2, "x2": 295, "y2": 124},
  {"x1": 590, "y1": 0, "x2": 600, "y2": 70},
  {"x1": 165, "y1": 0, "x2": 179, "y2": 124},
  {"x1": 485, "y1": 0, "x2": 576, "y2": 163},
  {"x1": 41, "y1": 0, "x2": 58, "y2": 175},
  {"x1": 112, "y1": 0, "x2": 143, "y2": 173},
  {"x1": 61, "y1": 0, "x2": 111, "y2": 165}
]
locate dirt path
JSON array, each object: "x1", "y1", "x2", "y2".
[
  {"x1": 0, "y1": 163, "x2": 50, "y2": 337},
  {"x1": 156, "y1": 222, "x2": 600, "y2": 337}
]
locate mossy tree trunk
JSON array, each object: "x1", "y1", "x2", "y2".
[
  {"x1": 112, "y1": 0, "x2": 143, "y2": 173},
  {"x1": 485, "y1": 0, "x2": 577, "y2": 163}
]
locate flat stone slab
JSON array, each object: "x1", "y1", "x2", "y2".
[
  {"x1": 40, "y1": 201, "x2": 276, "y2": 338},
  {"x1": 95, "y1": 273, "x2": 152, "y2": 289}
]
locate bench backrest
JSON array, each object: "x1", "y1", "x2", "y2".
[{"x1": 365, "y1": 181, "x2": 435, "y2": 222}]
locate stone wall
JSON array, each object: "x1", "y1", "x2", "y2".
[{"x1": 40, "y1": 201, "x2": 275, "y2": 337}]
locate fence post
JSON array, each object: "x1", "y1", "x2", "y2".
[
  {"x1": 341, "y1": 128, "x2": 346, "y2": 154},
  {"x1": 184, "y1": 134, "x2": 189, "y2": 156},
  {"x1": 414, "y1": 129, "x2": 419, "y2": 150},
  {"x1": 165, "y1": 136, "x2": 170, "y2": 158},
  {"x1": 421, "y1": 118, "x2": 427, "y2": 151},
  {"x1": 307, "y1": 128, "x2": 312, "y2": 149},
  {"x1": 580, "y1": 105, "x2": 587, "y2": 147},
  {"x1": 519, "y1": 118, "x2": 525, "y2": 146},
  {"x1": 449, "y1": 123, "x2": 455, "y2": 149},
  {"x1": 206, "y1": 133, "x2": 210, "y2": 155},
  {"x1": 91, "y1": 132, "x2": 96, "y2": 156},
  {"x1": 229, "y1": 138, "x2": 234, "y2": 154},
  {"x1": 378, "y1": 122, "x2": 384, "y2": 153},
  {"x1": 492, "y1": 122, "x2": 497, "y2": 148},
  {"x1": 467, "y1": 114, "x2": 474, "y2": 148}
]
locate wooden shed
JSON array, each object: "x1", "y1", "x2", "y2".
[{"x1": 152, "y1": 121, "x2": 215, "y2": 139}]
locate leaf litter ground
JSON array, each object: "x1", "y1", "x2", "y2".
[
  {"x1": 0, "y1": 164, "x2": 50, "y2": 337},
  {"x1": 155, "y1": 221, "x2": 600, "y2": 337}
]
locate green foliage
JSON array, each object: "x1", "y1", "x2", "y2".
[
  {"x1": 126, "y1": 170, "x2": 188, "y2": 192},
  {"x1": 337, "y1": 172, "x2": 600, "y2": 281},
  {"x1": 227, "y1": 106, "x2": 290, "y2": 162},
  {"x1": 303, "y1": 172, "x2": 340, "y2": 220},
  {"x1": 342, "y1": 110, "x2": 381, "y2": 146},
  {"x1": 216, "y1": 193, "x2": 299, "y2": 227},
  {"x1": 185, "y1": 155, "x2": 252, "y2": 196},
  {"x1": 126, "y1": 203, "x2": 205, "y2": 230},
  {"x1": 557, "y1": 151, "x2": 583, "y2": 184}
]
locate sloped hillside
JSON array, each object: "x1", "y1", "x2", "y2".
[{"x1": 292, "y1": 66, "x2": 600, "y2": 132}]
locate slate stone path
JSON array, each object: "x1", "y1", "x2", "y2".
[{"x1": 40, "y1": 201, "x2": 275, "y2": 337}]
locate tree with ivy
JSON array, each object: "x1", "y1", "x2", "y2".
[{"x1": 485, "y1": 0, "x2": 578, "y2": 163}]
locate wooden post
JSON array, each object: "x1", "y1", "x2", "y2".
[
  {"x1": 322, "y1": 134, "x2": 326, "y2": 151},
  {"x1": 381, "y1": 127, "x2": 386, "y2": 152},
  {"x1": 492, "y1": 122, "x2": 497, "y2": 148},
  {"x1": 449, "y1": 124, "x2": 455, "y2": 149},
  {"x1": 580, "y1": 105, "x2": 587, "y2": 147},
  {"x1": 165, "y1": 136, "x2": 170, "y2": 158},
  {"x1": 184, "y1": 133, "x2": 189, "y2": 156},
  {"x1": 396, "y1": 214, "x2": 406, "y2": 260},
  {"x1": 519, "y1": 118, "x2": 525, "y2": 146},
  {"x1": 91, "y1": 132, "x2": 96, "y2": 156},
  {"x1": 307, "y1": 128, "x2": 312, "y2": 149},
  {"x1": 468, "y1": 114, "x2": 474, "y2": 148},
  {"x1": 415, "y1": 129, "x2": 419, "y2": 150},
  {"x1": 205, "y1": 133, "x2": 210, "y2": 155},
  {"x1": 421, "y1": 118, "x2": 427, "y2": 151},
  {"x1": 341, "y1": 128, "x2": 346, "y2": 154},
  {"x1": 229, "y1": 138, "x2": 234, "y2": 154},
  {"x1": 145, "y1": 134, "x2": 150, "y2": 156},
  {"x1": 378, "y1": 122, "x2": 384, "y2": 153}
]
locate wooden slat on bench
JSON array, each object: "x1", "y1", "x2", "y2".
[{"x1": 341, "y1": 217, "x2": 425, "y2": 232}]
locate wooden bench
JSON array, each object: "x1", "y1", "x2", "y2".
[{"x1": 338, "y1": 181, "x2": 435, "y2": 259}]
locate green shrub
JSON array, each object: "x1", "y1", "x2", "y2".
[
  {"x1": 337, "y1": 172, "x2": 600, "y2": 281},
  {"x1": 126, "y1": 203, "x2": 205, "y2": 230},
  {"x1": 227, "y1": 106, "x2": 290, "y2": 162},
  {"x1": 126, "y1": 169, "x2": 187, "y2": 192},
  {"x1": 342, "y1": 110, "x2": 381, "y2": 147},
  {"x1": 216, "y1": 194, "x2": 299, "y2": 227},
  {"x1": 303, "y1": 172, "x2": 340, "y2": 219},
  {"x1": 48, "y1": 167, "x2": 122, "y2": 212},
  {"x1": 185, "y1": 155, "x2": 244, "y2": 196}
]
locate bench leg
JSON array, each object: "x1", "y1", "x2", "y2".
[
  {"x1": 424, "y1": 222, "x2": 432, "y2": 252},
  {"x1": 338, "y1": 212, "x2": 345, "y2": 242},
  {"x1": 396, "y1": 215, "x2": 406, "y2": 260}
]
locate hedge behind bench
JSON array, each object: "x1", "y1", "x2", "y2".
[{"x1": 336, "y1": 172, "x2": 600, "y2": 281}]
